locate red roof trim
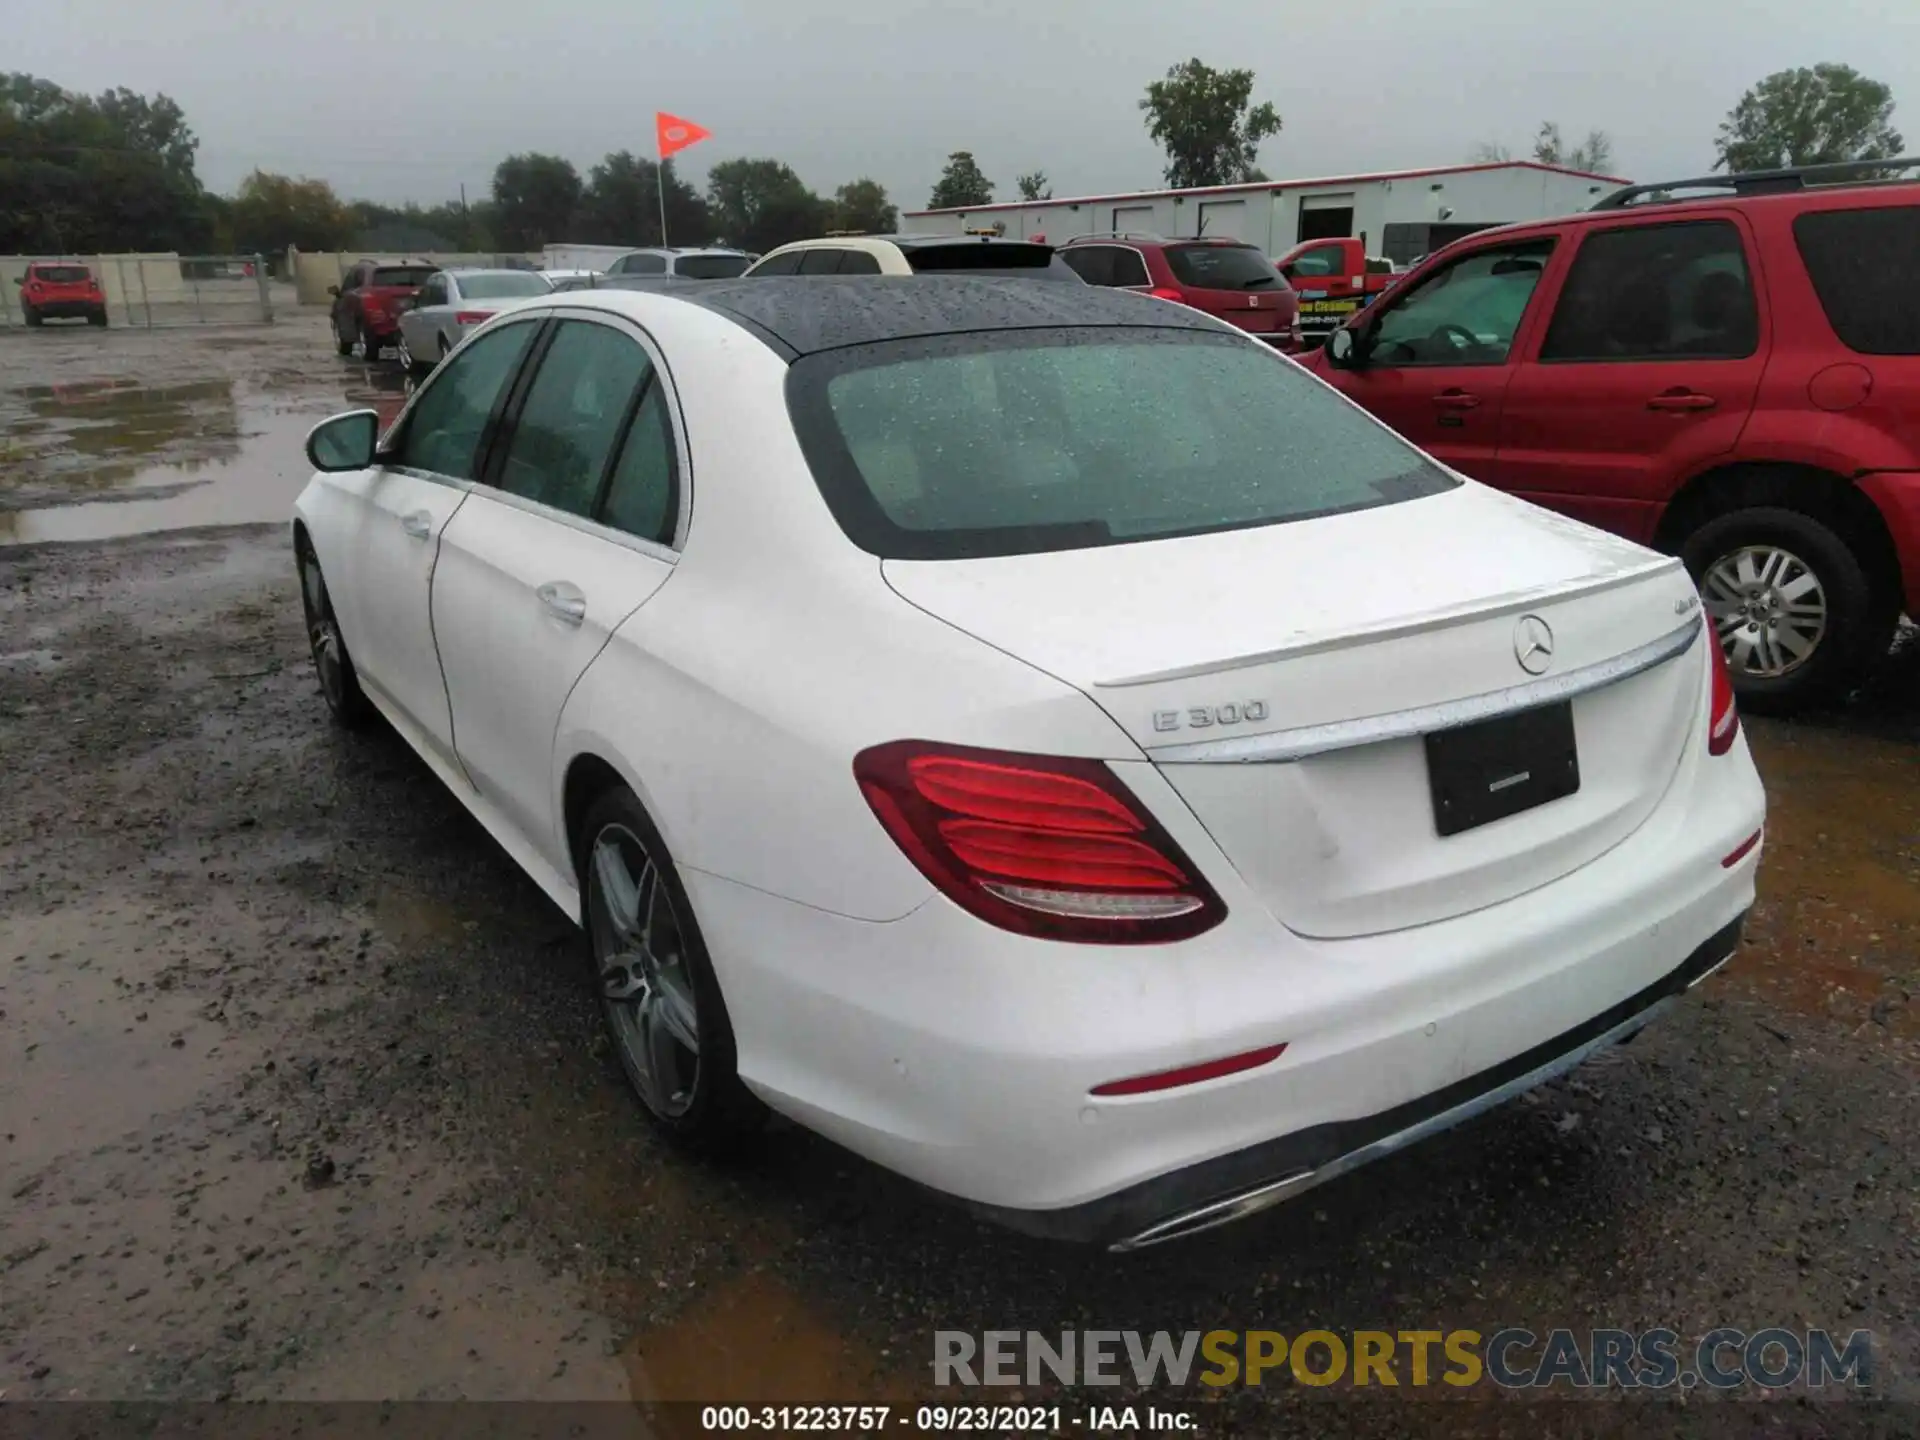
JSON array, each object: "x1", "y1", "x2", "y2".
[{"x1": 903, "y1": 160, "x2": 1632, "y2": 217}]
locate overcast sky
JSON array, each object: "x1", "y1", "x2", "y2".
[{"x1": 16, "y1": 0, "x2": 1916, "y2": 210}]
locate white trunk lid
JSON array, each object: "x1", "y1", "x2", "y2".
[{"x1": 883, "y1": 486, "x2": 1708, "y2": 939}]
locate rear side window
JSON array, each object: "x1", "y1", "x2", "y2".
[
  {"x1": 905, "y1": 244, "x2": 1056, "y2": 273},
  {"x1": 1793, "y1": 206, "x2": 1920, "y2": 355},
  {"x1": 1165, "y1": 245, "x2": 1282, "y2": 290},
  {"x1": 616, "y1": 253, "x2": 668, "y2": 275},
  {"x1": 457, "y1": 272, "x2": 551, "y2": 300},
  {"x1": 1540, "y1": 220, "x2": 1757, "y2": 362},
  {"x1": 749, "y1": 251, "x2": 805, "y2": 276},
  {"x1": 372, "y1": 266, "x2": 436, "y2": 288},
  {"x1": 1112, "y1": 249, "x2": 1151, "y2": 286},
  {"x1": 836, "y1": 250, "x2": 882, "y2": 275},
  {"x1": 600, "y1": 382, "x2": 678, "y2": 545},
  {"x1": 800, "y1": 249, "x2": 849, "y2": 275},
  {"x1": 1060, "y1": 247, "x2": 1117, "y2": 286},
  {"x1": 787, "y1": 328, "x2": 1456, "y2": 560},
  {"x1": 494, "y1": 321, "x2": 649, "y2": 518}
]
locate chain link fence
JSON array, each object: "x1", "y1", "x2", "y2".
[{"x1": 0, "y1": 254, "x2": 283, "y2": 330}]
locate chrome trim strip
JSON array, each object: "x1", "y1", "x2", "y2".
[
  {"x1": 1096, "y1": 558, "x2": 1684, "y2": 689},
  {"x1": 1145, "y1": 614, "x2": 1701, "y2": 765},
  {"x1": 1110, "y1": 994, "x2": 1681, "y2": 1252}
]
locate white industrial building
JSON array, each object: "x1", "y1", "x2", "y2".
[{"x1": 901, "y1": 160, "x2": 1628, "y2": 266}]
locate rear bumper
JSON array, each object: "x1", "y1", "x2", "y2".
[
  {"x1": 25, "y1": 297, "x2": 105, "y2": 318},
  {"x1": 975, "y1": 914, "x2": 1744, "y2": 1249}
]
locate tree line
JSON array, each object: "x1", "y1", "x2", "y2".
[{"x1": 0, "y1": 60, "x2": 1904, "y2": 260}]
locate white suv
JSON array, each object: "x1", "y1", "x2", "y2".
[{"x1": 744, "y1": 234, "x2": 1082, "y2": 280}]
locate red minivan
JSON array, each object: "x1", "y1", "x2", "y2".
[
  {"x1": 1307, "y1": 159, "x2": 1920, "y2": 713},
  {"x1": 1058, "y1": 235, "x2": 1304, "y2": 351}
]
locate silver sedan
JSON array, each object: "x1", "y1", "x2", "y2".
[{"x1": 396, "y1": 268, "x2": 553, "y2": 373}]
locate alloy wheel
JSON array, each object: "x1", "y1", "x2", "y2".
[
  {"x1": 300, "y1": 552, "x2": 347, "y2": 709},
  {"x1": 588, "y1": 824, "x2": 702, "y2": 1118},
  {"x1": 1701, "y1": 544, "x2": 1828, "y2": 679}
]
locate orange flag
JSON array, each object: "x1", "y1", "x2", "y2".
[{"x1": 656, "y1": 112, "x2": 711, "y2": 160}]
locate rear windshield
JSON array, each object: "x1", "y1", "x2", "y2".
[
  {"x1": 788, "y1": 328, "x2": 1456, "y2": 560},
  {"x1": 1793, "y1": 205, "x2": 1920, "y2": 355},
  {"x1": 905, "y1": 244, "x2": 1060, "y2": 274},
  {"x1": 371, "y1": 266, "x2": 437, "y2": 288},
  {"x1": 33, "y1": 265, "x2": 91, "y2": 283},
  {"x1": 457, "y1": 272, "x2": 551, "y2": 300},
  {"x1": 674, "y1": 253, "x2": 752, "y2": 279},
  {"x1": 1164, "y1": 244, "x2": 1283, "y2": 290}
]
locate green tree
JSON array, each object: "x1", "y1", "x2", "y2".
[
  {"x1": 928, "y1": 151, "x2": 994, "y2": 209},
  {"x1": 491, "y1": 152, "x2": 582, "y2": 250},
  {"x1": 229, "y1": 170, "x2": 356, "y2": 254},
  {"x1": 706, "y1": 158, "x2": 829, "y2": 251},
  {"x1": 578, "y1": 152, "x2": 711, "y2": 247},
  {"x1": 1531, "y1": 122, "x2": 1614, "y2": 172},
  {"x1": 830, "y1": 178, "x2": 897, "y2": 234},
  {"x1": 1015, "y1": 170, "x2": 1051, "y2": 201},
  {"x1": 1140, "y1": 59, "x2": 1281, "y2": 189},
  {"x1": 1715, "y1": 63, "x2": 1904, "y2": 171}
]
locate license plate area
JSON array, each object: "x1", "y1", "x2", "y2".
[{"x1": 1425, "y1": 702, "x2": 1580, "y2": 837}]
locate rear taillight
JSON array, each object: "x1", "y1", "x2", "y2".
[
  {"x1": 1707, "y1": 634, "x2": 1739, "y2": 756},
  {"x1": 853, "y1": 740, "x2": 1226, "y2": 944},
  {"x1": 454, "y1": 310, "x2": 492, "y2": 325},
  {"x1": 362, "y1": 299, "x2": 387, "y2": 322},
  {"x1": 1148, "y1": 287, "x2": 1186, "y2": 304}
]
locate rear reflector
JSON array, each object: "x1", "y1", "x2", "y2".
[
  {"x1": 1091, "y1": 1043, "x2": 1287, "y2": 1097},
  {"x1": 1707, "y1": 634, "x2": 1740, "y2": 756},
  {"x1": 454, "y1": 310, "x2": 492, "y2": 325},
  {"x1": 853, "y1": 740, "x2": 1226, "y2": 943},
  {"x1": 1721, "y1": 827, "x2": 1763, "y2": 868}
]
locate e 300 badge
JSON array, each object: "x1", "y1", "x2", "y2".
[{"x1": 1153, "y1": 700, "x2": 1270, "y2": 734}]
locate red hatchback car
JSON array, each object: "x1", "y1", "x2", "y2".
[
  {"x1": 16, "y1": 262, "x2": 108, "y2": 327},
  {"x1": 1057, "y1": 234, "x2": 1303, "y2": 351},
  {"x1": 1308, "y1": 159, "x2": 1920, "y2": 712}
]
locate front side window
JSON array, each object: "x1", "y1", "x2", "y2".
[
  {"x1": 749, "y1": 250, "x2": 805, "y2": 276},
  {"x1": 617, "y1": 252, "x2": 668, "y2": 275},
  {"x1": 389, "y1": 320, "x2": 539, "y2": 479},
  {"x1": 788, "y1": 328, "x2": 1457, "y2": 560},
  {"x1": 1540, "y1": 221, "x2": 1758, "y2": 362},
  {"x1": 418, "y1": 276, "x2": 447, "y2": 306},
  {"x1": 1793, "y1": 205, "x2": 1920, "y2": 356},
  {"x1": 1288, "y1": 244, "x2": 1346, "y2": 277},
  {"x1": 1365, "y1": 239, "x2": 1555, "y2": 366},
  {"x1": 799, "y1": 249, "x2": 849, "y2": 275},
  {"x1": 494, "y1": 321, "x2": 648, "y2": 518}
]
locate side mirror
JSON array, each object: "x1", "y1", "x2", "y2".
[
  {"x1": 1324, "y1": 327, "x2": 1359, "y2": 368},
  {"x1": 305, "y1": 410, "x2": 379, "y2": 472},
  {"x1": 326, "y1": 284, "x2": 340, "y2": 297}
]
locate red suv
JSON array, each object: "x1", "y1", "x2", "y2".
[
  {"x1": 1057, "y1": 235, "x2": 1303, "y2": 350},
  {"x1": 16, "y1": 262, "x2": 108, "y2": 327},
  {"x1": 1309, "y1": 158, "x2": 1920, "y2": 712}
]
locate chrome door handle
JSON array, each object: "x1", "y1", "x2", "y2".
[
  {"x1": 536, "y1": 581, "x2": 587, "y2": 625},
  {"x1": 400, "y1": 510, "x2": 433, "y2": 540}
]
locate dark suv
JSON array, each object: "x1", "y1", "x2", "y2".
[
  {"x1": 1309, "y1": 158, "x2": 1920, "y2": 711},
  {"x1": 1058, "y1": 235, "x2": 1302, "y2": 350}
]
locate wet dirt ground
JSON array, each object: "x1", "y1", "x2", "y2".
[{"x1": 1, "y1": 320, "x2": 1917, "y2": 1435}]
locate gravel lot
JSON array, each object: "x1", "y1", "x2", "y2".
[{"x1": 2, "y1": 318, "x2": 1916, "y2": 1435}]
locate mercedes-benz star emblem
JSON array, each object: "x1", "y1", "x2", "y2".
[{"x1": 1513, "y1": 615, "x2": 1555, "y2": 675}]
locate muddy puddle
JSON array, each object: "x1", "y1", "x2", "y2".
[{"x1": 1, "y1": 364, "x2": 410, "y2": 546}]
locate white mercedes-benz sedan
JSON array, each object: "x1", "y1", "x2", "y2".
[{"x1": 292, "y1": 277, "x2": 1766, "y2": 1250}]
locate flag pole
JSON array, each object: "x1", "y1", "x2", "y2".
[{"x1": 657, "y1": 155, "x2": 670, "y2": 249}]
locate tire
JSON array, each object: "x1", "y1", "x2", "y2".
[
  {"x1": 1681, "y1": 505, "x2": 1890, "y2": 715},
  {"x1": 22, "y1": 304, "x2": 41, "y2": 327},
  {"x1": 577, "y1": 786, "x2": 765, "y2": 1151},
  {"x1": 397, "y1": 332, "x2": 429, "y2": 376},
  {"x1": 296, "y1": 535, "x2": 374, "y2": 729},
  {"x1": 335, "y1": 320, "x2": 353, "y2": 357},
  {"x1": 358, "y1": 324, "x2": 384, "y2": 363},
  {"x1": 88, "y1": 308, "x2": 108, "y2": 328}
]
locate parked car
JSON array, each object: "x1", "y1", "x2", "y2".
[
  {"x1": 1058, "y1": 234, "x2": 1301, "y2": 349},
  {"x1": 292, "y1": 277, "x2": 1763, "y2": 1249},
  {"x1": 606, "y1": 247, "x2": 755, "y2": 280},
  {"x1": 16, "y1": 262, "x2": 108, "y2": 327},
  {"x1": 1272, "y1": 236, "x2": 1398, "y2": 346},
  {"x1": 396, "y1": 268, "x2": 554, "y2": 374},
  {"x1": 744, "y1": 234, "x2": 1083, "y2": 279},
  {"x1": 541, "y1": 269, "x2": 601, "y2": 293},
  {"x1": 329, "y1": 261, "x2": 438, "y2": 361},
  {"x1": 1308, "y1": 157, "x2": 1920, "y2": 712}
]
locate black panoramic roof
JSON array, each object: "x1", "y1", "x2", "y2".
[{"x1": 676, "y1": 274, "x2": 1225, "y2": 358}]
